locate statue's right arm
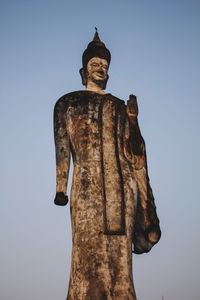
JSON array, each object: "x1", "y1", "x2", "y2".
[{"x1": 53, "y1": 98, "x2": 70, "y2": 206}]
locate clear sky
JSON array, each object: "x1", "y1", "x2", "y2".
[{"x1": 1, "y1": 1, "x2": 200, "y2": 299}]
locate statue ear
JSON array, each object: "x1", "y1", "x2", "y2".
[
  {"x1": 79, "y1": 68, "x2": 87, "y2": 86},
  {"x1": 102, "y1": 74, "x2": 109, "y2": 90}
]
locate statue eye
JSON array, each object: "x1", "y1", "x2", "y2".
[{"x1": 91, "y1": 63, "x2": 99, "y2": 67}]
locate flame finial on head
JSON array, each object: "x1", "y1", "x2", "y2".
[{"x1": 93, "y1": 27, "x2": 101, "y2": 43}]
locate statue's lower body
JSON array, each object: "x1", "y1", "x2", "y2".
[
  {"x1": 67, "y1": 232, "x2": 137, "y2": 300},
  {"x1": 67, "y1": 146, "x2": 138, "y2": 300}
]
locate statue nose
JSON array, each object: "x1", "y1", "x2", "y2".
[
  {"x1": 99, "y1": 65, "x2": 105, "y2": 73},
  {"x1": 96, "y1": 66, "x2": 104, "y2": 73}
]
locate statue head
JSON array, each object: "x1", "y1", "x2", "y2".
[{"x1": 80, "y1": 29, "x2": 111, "y2": 90}]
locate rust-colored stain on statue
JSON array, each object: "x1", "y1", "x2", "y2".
[{"x1": 53, "y1": 30, "x2": 161, "y2": 300}]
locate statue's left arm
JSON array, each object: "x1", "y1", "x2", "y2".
[
  {"x1": 53, "y1": 98, "x2": 71, "y2": 206},
  {"x1": 126, "y1": 95, "x2": 161, "y2": 254}
]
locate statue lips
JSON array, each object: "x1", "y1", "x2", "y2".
[{"x1": 93, "y1": 68, "x2": 107, "y2": 80}]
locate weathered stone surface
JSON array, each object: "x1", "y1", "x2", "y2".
[{"x1": 54, "y1": 90, "x2": 161, "y2": 299}]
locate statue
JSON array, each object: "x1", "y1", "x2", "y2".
[{"x1": 53, "y1": 29, "x2": 161, "y2": 300}]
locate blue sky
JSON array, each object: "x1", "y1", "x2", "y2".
[{"x1": 1, "y1": 1, "x2": 200, "y2": 299}]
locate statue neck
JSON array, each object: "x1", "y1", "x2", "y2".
[{"x1": 86, "y1": 80, "x2": 105, "y2": 95}]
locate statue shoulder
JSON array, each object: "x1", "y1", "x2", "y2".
[
  {"x1": 55, "y1": 91, "x2": 80, "y2": 103},
  {"x1": 108, "y1": 93, "x2": 125, "y2": 106},
  {"x1": 54, "y1": 91, "x2": 85, "y2": 110}
]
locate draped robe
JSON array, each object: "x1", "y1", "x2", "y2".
[{"x1": 54, "y1": 90, "x2": 161, "y2": 300}]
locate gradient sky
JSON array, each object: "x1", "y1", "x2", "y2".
[{"x1": 1, "y1": 1, "x2": 200, "y2": 300}]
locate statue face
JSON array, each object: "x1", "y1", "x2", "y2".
[{"x1": 86, "y1": 57, "x2": 108, "y2": 83}]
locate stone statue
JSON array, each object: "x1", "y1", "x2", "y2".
[{"x1": 53, "y1": 29, "x2": 161, "y2": 300}]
